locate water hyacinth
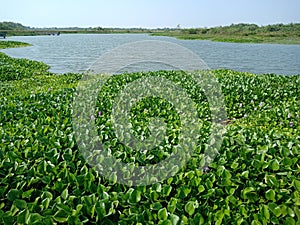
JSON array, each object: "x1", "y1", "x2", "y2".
[
  {"x1": 288, "y1": 113, "x2": 291, "y2": 118},
  {"x1": 259, "y1": 102, "x2": 264, "y2": 107},
  {"x1": 239, "y1": 103, "x2": 243, "y2": 108},
  {"x1": 1, "y1": 44, "x2": 299, "y2": 225}
]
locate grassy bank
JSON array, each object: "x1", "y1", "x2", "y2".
[
  {"x1": 153, "y1": 33, "x2": 300, "y2": 44},
  {"x1": 0, "y1": 41, "x2": 299, "y2": 224},
  {"x1": 151, "y1": 23, "x2": 300, "y2": 44}
]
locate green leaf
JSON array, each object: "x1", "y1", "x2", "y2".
[
  {"x1": 193, "y1": 213, "x2": 205, "y2": 225},
  {"x1": 284, "y1": 217, "x2": 295, "y2": 225},
  {"x1": 61, "y1": 188, "x2": 68, "y2": 200},
  {"x1": 265, "y1": 189, "x2": 276, "y2": 201},
  {"x1": 22, "y1": 189, "x2": 35, "y2": 198},
  {"x1": 185, "y1": 201, "x2": 196, "y2": 216},
  {"x1": 162, "y1": 185, "x2": 172, "y2": 196},
  {"x1": 158, "y1": 208, "x2": 168, "y2": 221},
  {"x1": 293, "y1": 180, "x2": 300, "y2": 191},
  {"x1": 269, "y1": 159, "x2": 280, "y2": 171},
  {"x1": 242, "y1": 187, "x2": 255, "y2": 199},
  {"x1": 152, "y1": 202, "x2": 163, "y2": 210},
  {"x1": 265, "y1": 175, "x2": 279, "y2": 188},
  {"x1": 17, "y1": 209, "x2": 29, "y2": 224},
  {"x1": 214, "y1": 209, "x2": 224, "y2": 225},
  {"x1": 54, "y1": 210, "x2": 69, "y2": 223},
  {"x1": 251, "y1": 220, "x2": 262, "y2": 225},
  {"x1": 43, "y1": 217, "x2": 54, "y2": 225},
  {"x1": 167, "y1": 198, "x2": 177, "y2": 213},
  {"x1": 198, "y1": 185, "x2": 205, "y2": 193},
  {"x1": 41, "y1": 198, "x2": 50, "y2": 210},
  {"x1": 271, "y1": 206, "x2": 282, "y2": 217},
  {"x1": 28, "y1": 213, "x2": 43, "y2": 224},
  {"x1": 129, "y1": 190, "x2": 141, "y2": 204},
  {"x1": 7, "y1": 189, "x2": 21, "y2": 201},
  {"x1": 262, "y1": 205, "x2": 270, "y2": 220},
  {"x1": 169, "y1": 214, "x2": 180, "y2": 225},
  {"x1": 2, "y1": 215, "x2": 14, "y2": 225},
  {"x1": 109, "y1": 172, "x2": 117, "y2": 185},
  {"x1": 294, "y1": 206, "x2": 300, "y2": 220},
  {"x1": 231, "y1": 162, "x2": 239, "y2": 169},
  {"x1": 13, "y1": 199, "x2": 27, "y2": 210}
]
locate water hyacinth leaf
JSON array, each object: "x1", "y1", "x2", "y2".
[
  {"x1": 54, "y1": 210, "x2": 69, "y2": 223},
  {"x1": 251, "y1": 220, "x2": 262, "y2": 225},
  {"x1": 167, "y1": 198, "x2": 178, "y2": 213},
  {"x1": 271, "y1": 206, "x2": 282, "y2": 217},
  {"x1": 7, "y1": 189, "x2": 21, "y2": 202},
  {"x1": 61, "y1": 188, "x2": 68, "y2": 200},
  {"x1": 13, "y1": 199, "x2": 27, "y2": 210},
  {"x1": 158, "y1": 208, "x2": 168, "y2": 221},
  {"x1": 262, "y1": 205, "x2": 270, "y2": 220},
  {"x1": 242, "y1": 187, "x2": 255, "y2": 199},
  {"x1": 16, "y1": 209, "x2": 29, "y2": 224},
  {"x1": 193, "y1": 213, "x2": 205, "y2": 225},
  {"x1": 109, "y1": 172, "x2": 117, "y2": 185},
  {"x1": 197, "y1": 185, "x2": 205, "y2": 193},
  {"x1": 22, "y1": 189, "x2": 35, "y2": 199},
  {"x1": 284, "y1": 217, "x2": 296, "y2": 225},
  {"x1": 265, "y1": 189, "x2": 276, "y2": 201},
  {"x1": 214, "y1": 210, "x2": 224, "y2": 225},
  {"x1": 28, "y1": 213, "x2": 43, "y2": 224},
  {"x1": 169, "y1": 214, "x2": 180, "y2": 225},
  {"x1": 150, "y1": 202, "x2": 162, "y2": 211},
  {"x1": 41, "y1": 198, "x2": 50, "y2": 210},
  {"x1": 293, "y1": 180, "x2": 300, "y2": 191},
  {"x1": 185, "y1": 201, "x2": 196, "y2": 216},
  {"x1": 269, "y1": 159, "x2": 280, "y2": 171},
  {"x1": 129, "y1": 190, "x2": 141, "y2": 204}
]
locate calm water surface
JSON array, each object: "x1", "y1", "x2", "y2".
[{"x1": 1, "y1": 34, "x2": 299, "y2": 75}]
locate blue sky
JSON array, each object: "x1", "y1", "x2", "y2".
[{"x1": 0, "y1": 0, "x2": 299, "y2": 28}]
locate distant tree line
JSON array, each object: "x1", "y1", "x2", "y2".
[
  {"x1": 184, "y1": 23, "x2": 300, "y2": 35},
  {"x1": 0, "y1": 21, "x2": 30, "y2": 30},
  {"x1": 0, "y1": 21, "x2": 299, "y2": 38}
]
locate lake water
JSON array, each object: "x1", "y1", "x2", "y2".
[{"x1": 1, "y1": 34, "x2": 299, "y2": 75}]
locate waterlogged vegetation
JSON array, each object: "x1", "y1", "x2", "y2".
[
  {"x1": 0, "y1": 41, "x2": 31, "y2": 49},
  {"x1": 0, "y1": 41, "x2": 300, "y2": 224}
]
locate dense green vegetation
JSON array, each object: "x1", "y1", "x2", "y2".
[
  {"x1": 0, "y1": 41, "x2": 299, "y2": 224},
  {"x1": 0, "y1": 41, "x2": 31, "y2": 49},
  {"x1": 152, "y1": 23, "x2": 300, "y2": 44}
]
